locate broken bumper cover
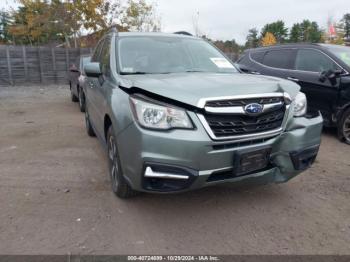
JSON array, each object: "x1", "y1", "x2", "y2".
[{"x1": 116, "y1": 112, "x2": 323, "y2": 193}]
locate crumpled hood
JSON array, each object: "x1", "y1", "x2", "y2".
[{"x1": 119, "y1": 73, "x2": 300, "y2": 108}]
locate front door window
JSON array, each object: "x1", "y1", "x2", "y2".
[{"x1": 295, "y1": 49, "x2": 339, "y2": 73}]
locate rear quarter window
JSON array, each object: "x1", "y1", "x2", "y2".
[
  {"x1": 250, "y1": 51, "x2": 265, "y2": 63},
  {"x1": 237, "y1": 53, "x2": 249, "y2": 64},
  {"x1": 262, "y1": 49, "x2": 294, "y2": 69}
]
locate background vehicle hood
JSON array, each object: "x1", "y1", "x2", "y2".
[{"x1": 120, "y1": 73, "x2": 300, "y2": 108}]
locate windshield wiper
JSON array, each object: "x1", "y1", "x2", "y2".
[
  {"x1": 121, "y1": 71, "x2": 177, "y2": 75},
  {"x1": 120, "y1": 71, "x2": 150, "y2": 75},
  {"x1": 121, "y1": 70, "x2": 210, "y2": 75},
  {"x1": 184, "y1": 69, "x2": 210, "y2": 73},
  {"x1": 186, "y1": 67, "x2": 210, "y2": 72}
]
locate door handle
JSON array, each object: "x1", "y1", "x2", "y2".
[
  {"x1": 287, "y1": 77, "x2": 299, "y2": 82},
  {"x1": 251, "y1": 71, "x2": 261, "y2": 75}
]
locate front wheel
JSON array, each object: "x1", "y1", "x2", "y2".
[
  {"x1": 70, "y1": 83, "x2": 79, "y2": 102},
  {"x1": 85, "y1": 108, "x2": 95, "y2": 137},
  {"x1": 338, "y1": 108, "x2": 350, "y2": 145},
  {"x1": 107, "y1": 126, "x2": 137, "y2": 198},
  {"x1": 78, "y1": 87, "x2": 86, "y2": 112}
]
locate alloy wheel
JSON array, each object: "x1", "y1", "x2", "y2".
[
  {"x1": 85, "y1": 110, "x2": 89, "y2": 127},
  {"x1": 343, "y1": 115, "x2": 350, "y2": 143},
  {"x1": 108, "y1": 135, "x2": 119, "y2": 189},
  {"x1": 79, "y1": 90, "x2": 84, "y2": 108}
]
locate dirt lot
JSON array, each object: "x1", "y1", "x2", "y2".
[{"x1": 0, "y1": 85, "x2": 349, "y2": 255}]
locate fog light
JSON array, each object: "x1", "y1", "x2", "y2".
[{"x1": 144, "y1": 167, "x2": 189, "y2": 180}]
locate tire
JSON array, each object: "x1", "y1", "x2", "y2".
[
  {"x1": 107, "y1": 126, "x2": 137, "y2": 198},
  {"x1": 338, "y1": 108, "x2": 350, "y2": 145},
  {"x1": 85, "y1": 107, "x2": 96, "y2": 137},
  {"x1": 70, "y1": 83, "x2": 79, "y2": 102},
  {"x1": 78, "y1": 87, "x2": 86, "y2": 112}
]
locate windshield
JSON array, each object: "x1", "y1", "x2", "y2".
[
  {"x1": 327, "y1": 45, "x2": 350, "y2": 67},
  {"x1": 117, "y1": 36, "x2": 238, "y2": 75}
]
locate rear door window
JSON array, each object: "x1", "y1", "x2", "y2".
[
  {"x1": 294, "y1": 49, "x2": 340, "y2": 72},
  {"x1": 262, "y1": 49, "x2": 294, "y2": 69}
]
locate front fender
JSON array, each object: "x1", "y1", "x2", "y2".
[{"x1": 109, "y1": 87, "x2": 134, "y2": 137}]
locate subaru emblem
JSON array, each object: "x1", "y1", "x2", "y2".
[{"x1": 244, "y1": 103, "x2": 264, "y2": 114}]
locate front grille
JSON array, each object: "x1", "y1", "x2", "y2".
[
  {"x1": 212, "y1": 137, "x2": 273, "y2": 150},
  {"x1": 205, "y1": 97, "x2": 284, "y2": 107},
  {"x1": 203, "y1": 96, "x2": 286, "y2": 138}
]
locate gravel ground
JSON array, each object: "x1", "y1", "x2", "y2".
[{"x1": 0, "y1": 85, "x2": 349, "y2": 255}]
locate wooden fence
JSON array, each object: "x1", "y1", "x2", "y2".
[{"x1": 0, "y1": 45, "x2": 92, "y2": 86}]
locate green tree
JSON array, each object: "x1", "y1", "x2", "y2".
[
  {"x1": 214, "y1": 39, "x2": 241, "y2": 53},
  {"x1": 49, "y1": 0, "x2": 82, "y2": 47},
  {"x1": 50, "y1": 0, "x2": 115, "y2": 47},
  {"x1": 299, "y1": 20, "x2": 323, "y2": 42},
  {"x1": 289, "y1": 20, "x2": 323, "y2": 43},
  {"x1": 340, "y1": 13, "x2": 350, "y2": 39},
  {"x1": 7, "y1": 0, "x2": 160, "y2": 46},
  {"x1": 261, "y1": 20, "x2": 288, "y2": 43},
  {"x1": 290, "y1": 23, "x2": 302, "y2": 42},
  {"x1": 0, "y1": 10, "x2": 12, "y2": 43},
  {"x1": 245, "y1": 28, "x2": 259, "y2": 48},
  {"x1": 8, "y1": 0, "x2": 52, "y2": 45},
  {"x1": 121, "y1": 0, "x2": 160, "y2": 32}
]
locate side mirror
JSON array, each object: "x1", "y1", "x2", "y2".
[
  {"x1": 234, "y1": 63, "x2": 260, "y2": 75},
  {"x1": 235, "y1": 63, "x2": 250, "y2": 73},
  {"x1": 69, "y1": 64, "x2": 80, "y2": 73},
  {"x1": 84, "y1": 62, "x2": 102, "y2": 78},
  {"x1": 319, "y1": 69, "x2": 343, "y2": 82},
  {"x1": 334, "y1": 69, "x2": 344, "y2": 76}
]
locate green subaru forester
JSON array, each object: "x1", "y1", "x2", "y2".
[{"x1": 82, "y1": 28, "x2": 323, "y2": 198}]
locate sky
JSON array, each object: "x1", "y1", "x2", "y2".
[
  {"x1": 157, "y1": 0, "x2": 348, "y2": 43},
  {"x1": 1, "y1": 0, "x2": 349, "y2": 44}
]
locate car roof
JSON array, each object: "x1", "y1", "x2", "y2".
[
  {"x1": 248, "y1": 43, "x2": 325, "y2": 52},
  {"x1": 116, "y1": 32, "x2": 198, "y2": 40},
  {"x1": 244, "y1": 43, "x2": 350, "y2": 72}
]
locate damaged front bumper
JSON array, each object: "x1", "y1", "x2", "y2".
[{"x1": 116, "y1": 111, "x2": 323, "y2": 193}]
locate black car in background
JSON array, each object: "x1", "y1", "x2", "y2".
[
  {"x1": 236, "y1": 44, "x2": 350, "y2": 144},
  {"x1": 69, "y1": 55, "x2": 91, "y2": 112}
]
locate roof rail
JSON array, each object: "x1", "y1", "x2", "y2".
[
  {"x1": 109, "y1": 26, "x2": 119, "y2": 35},
  {"x1": 174, "y1": 31, "x2": 193, "y2": 36}
]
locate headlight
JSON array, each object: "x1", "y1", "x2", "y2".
[
  {"x1": 129, "y1": 96, "x2": 193, "y2": 130},
  {"x1": 292, "y1": 92, "x2": 307, "y2": 117}
]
